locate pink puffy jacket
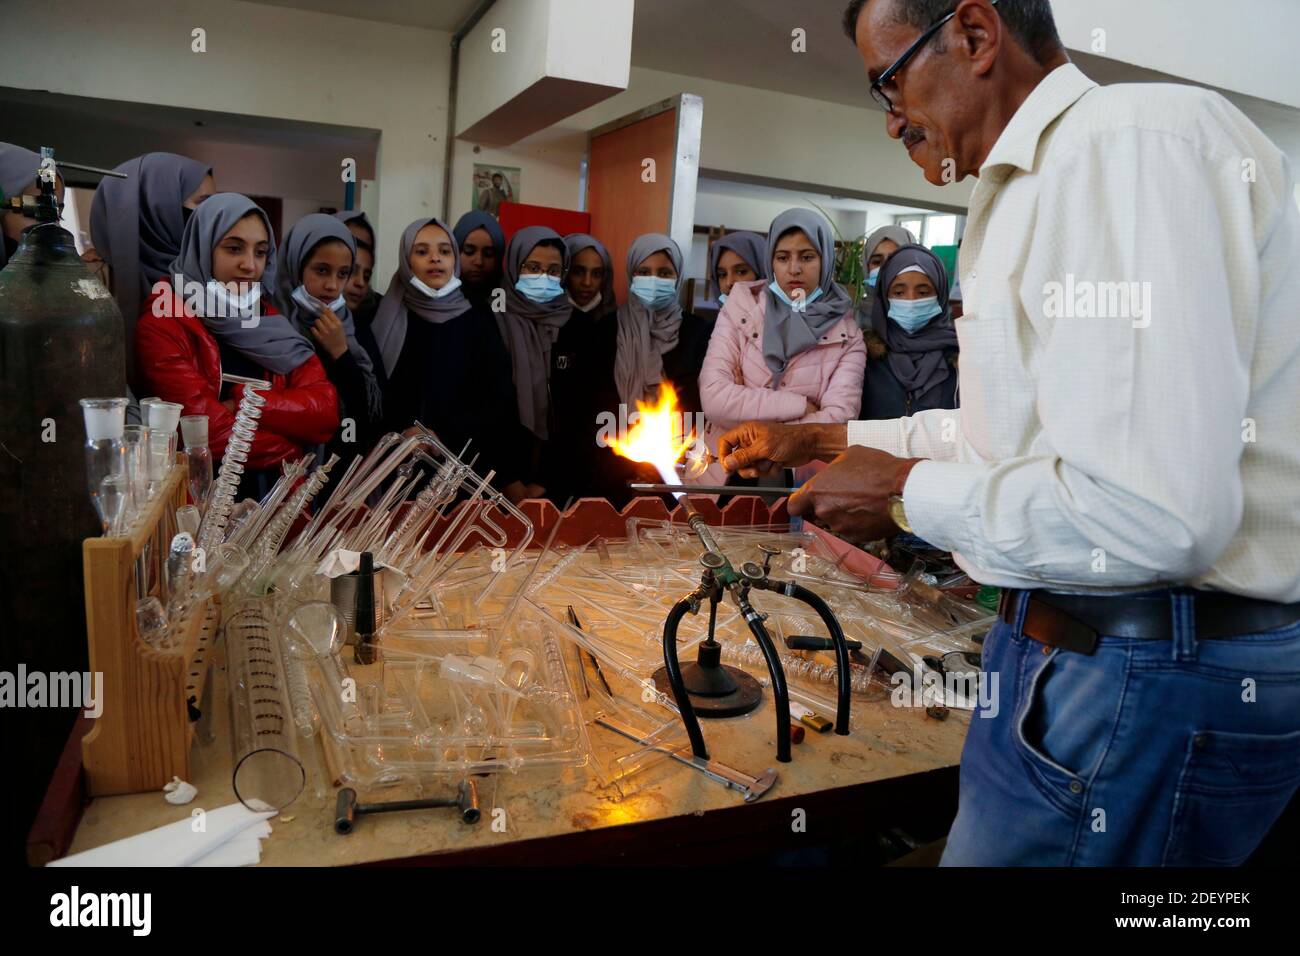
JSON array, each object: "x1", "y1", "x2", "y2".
[{"x1": 693, "y1": 279, "x2": 865, "y2": 486}]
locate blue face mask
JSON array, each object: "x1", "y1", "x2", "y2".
[
  {"x1": 630, "y1": 275, "x2": 678, "y2": 310},
  {"x1": 865, "y1": 267, "x2": 881, "y2": 288},
  {"x1": 515, "y1": 274, "x2": 564, "y2": 303},
  {"x1": 888, "y1": 296, "x2": 943, "y2": 333},
  {"x1": 768, "y1": 280, "x2": 824, "y2": 310}
]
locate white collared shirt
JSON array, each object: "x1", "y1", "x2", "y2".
[{"x1": 849, "y1": 63, "x2": 1300, "y2": 601}]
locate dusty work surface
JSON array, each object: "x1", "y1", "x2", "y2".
[{"x1": 67, "y1": 659, "x2": 970, "y2": 865}]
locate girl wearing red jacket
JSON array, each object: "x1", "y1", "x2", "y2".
[{"x1": 135, "y1": 193, "x2": 338, "y2": 498}]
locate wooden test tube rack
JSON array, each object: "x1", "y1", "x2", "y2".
[{"x1": 80, "y1": 458, "x2": 218, "y2": 796}]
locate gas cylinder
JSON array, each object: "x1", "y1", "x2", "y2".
[{"x1": 0, "y1": 203, "x2": 126, "y2": 859}]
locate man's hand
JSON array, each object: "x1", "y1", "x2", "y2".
[
  {"x1": 719, "y1": 421, "x2": 842, "y2": 477},
  {"x1": 788, "y1": 445, "x2": 924, "y2": 542}
]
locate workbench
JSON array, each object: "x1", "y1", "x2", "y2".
[
  {"x1": 61, "y1": 660, "x2": 968, "y2": 865},
  {"x1": 51, "y1": 498, "x2": 972, "y2": 865}
]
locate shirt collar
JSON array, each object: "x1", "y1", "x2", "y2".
[{"x1": 980, "y1": 62, "x2": 1098, "y2": 176}]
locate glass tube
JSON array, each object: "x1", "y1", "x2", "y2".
[
  {"x1": 179, "y1": 415, "x2": 213, "y2": 512},
  {"x1": 79, "y1": 397, "x2": 129, "y2": 536},
  {"x1": 141, "y1": 399, "x2": 182, "y2": 496},
  {"x1": 120, "y1": 424, "x2": 151, "y2": 525},
  {"x1": 226, "y1": 600, "x2": 305, "y2": 812}
]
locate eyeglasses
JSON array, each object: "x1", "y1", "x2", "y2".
[
  {"x1": 522, "y1": 262, "x2": 564, "y2": 278},
  {"x1": 869, "y1": 0, "x2": 999, "y2": 114}
]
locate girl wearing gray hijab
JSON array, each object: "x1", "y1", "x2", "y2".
[
  {"x1": 272, "y1": 213, "x2": 384, "y2": 443},
  {"x1": 860, "y1": 243, "x2": 959, "y2": 419},
  {"x1": 0, "y1": 143, "x2": 46, "y2": 270},
  {"x1": 614, "y1": 233, "x2": 716, "y2": 413},
  {"x1": 563, "y1": 232, "x2": 616, "y2": 318},
  {"x1": 695, "y1": 207, "x2": 865, "y2": 486},
  {"x1": 856, "y1": 224, "x2": 917, "y2": 329},
  {"x1": 709, "y1": 230, "x2": 767, "y2": 304},
  {"x1": 89, "y1": 152, "x2": 213, "y2": 360},
  {"x1": 497, "y1": 225, "x2": 573, "y2": 443},
  {"x1": 373, "y1": 216, "x2": 525, "y2": 499},
  {"x1": 134, "y1": 193, "x2": 339, "y2": 496},
  {"x1": 541, "y1": 232, "x2": 647, "y2": 505},
  {"x1": 333, "y1": 209, "x2": 381, "y2": 324},
  {"x1": 454, "y1": 211, "x2": 507, "y2": 310}
]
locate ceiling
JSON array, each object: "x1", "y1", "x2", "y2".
[
  {"x1": 246, "y1": 0, "x2": 481, "y2": 32},
  {"x1": 631, "y1": 0, "x2": 868, "y2": 109},
  {"x1": 0, "y1": 86, "x2": 379, "y2": 185},
  {"x1": 236, "y1": 0, "x2": 1300, "y2": 160}
]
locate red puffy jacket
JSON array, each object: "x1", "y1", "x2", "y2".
[{"x1": 135, "y1": 287, "x2": 339, "y2": 470}]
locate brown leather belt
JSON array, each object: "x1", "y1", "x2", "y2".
[{"x1": 998, "y1": 588, "x2": 1300, "y2": 655}]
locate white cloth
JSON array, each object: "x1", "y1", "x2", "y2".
[
  {"x1": 848, "y1": 63, "x2": 1300, "y2": 602},
  {"x1": 47, "y1": 803, "x2": 275, "y2": 867}
]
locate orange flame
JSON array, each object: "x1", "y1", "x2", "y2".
[{"x1": 607, "y1": 383, "x2": 696, "y2": 486}]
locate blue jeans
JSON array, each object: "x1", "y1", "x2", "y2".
[{"x1": 941, "y1": 591, "x2": 1300, "y2": 866}]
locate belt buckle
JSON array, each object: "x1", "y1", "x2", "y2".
[{"x1": 1049, "y1": 622, "x2": 1100, "y2": 656}]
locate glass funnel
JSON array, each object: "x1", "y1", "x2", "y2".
[{"x1": 79, "y1": 397, "x2": 129, "y2": 536}]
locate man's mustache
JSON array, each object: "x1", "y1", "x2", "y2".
[{"x1": 902, "y1": 126, "x2": 926, "y2": 148}]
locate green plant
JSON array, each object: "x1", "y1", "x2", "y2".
[{"x1": 808, "y1": 200, "x2": 870, "y2": 307}]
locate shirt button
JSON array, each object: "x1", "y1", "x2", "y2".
[{"x1": 1069, "y1": 780, "x2": 1083, "y2": 794}]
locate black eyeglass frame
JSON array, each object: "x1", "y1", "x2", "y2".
[{"x1": 869, "y1": 0, "x2": 1000, "y2": 113}]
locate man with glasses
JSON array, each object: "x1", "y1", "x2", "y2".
[{"x1": 719, "y1": 0, "x2": 1300, "y2": 866}]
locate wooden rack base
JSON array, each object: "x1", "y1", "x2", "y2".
[{"x1": 80, "y1": 460, "x2": 217, "y2": 796}]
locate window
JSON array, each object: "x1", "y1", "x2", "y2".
[
  {"x1": 896, "y1": 216, "x2": 924, "y2": 239},
  {"x1": 894, "y1": 212, "x2": 960, "y2": 247}
]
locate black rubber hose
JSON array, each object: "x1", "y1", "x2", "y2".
[
  {"x1": 662, "y1": 596, "x2": 709, "y2": 760},
  {"x1": 739, "y1": 600, "x2": 792, "y2": 763},
  {"x1": 769, "y1": 579, "x2": 852, "y2": 735}
]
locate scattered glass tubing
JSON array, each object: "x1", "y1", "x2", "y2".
[
  {"x1": 719, "y1": 640, "x2": 880, "y2": 696},
  {"x1": 227, "y1": 454, "x2": 312, "y2": 551},
  {"x1": 239, "y1": 454, "x2": 339, "y2": 595},
  {"x1": 525, "y1": 541, "x2": 592, "y2": 596},
  {"x1": 196, "y1": 376, "x2": 269, "y2": 555}
]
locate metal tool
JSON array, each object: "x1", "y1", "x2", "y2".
[
  {"x1": 594, "y1": 715, "x2": 777, "y2": 803},
  {"x1": 334, "y1": 779, "x2": 481, "y2": 833},
  {"x1": 566, "y1": 606, "x2": 613, "y2": 698},
  {"x1": 784, "y1": 635, "x2": 863, "y2": 652},
  {"x1": 629, "y1": 482, "x2": 800, "y2": 497}
]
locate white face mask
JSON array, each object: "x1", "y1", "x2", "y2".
[
  {"x1": 409, "y1": 274, "x2": 462, "y2": 299},
  {"x1": 291, "y1": 284, "x2": 344, "y2": 315},
  {"x1": 569, "y1": 290, "x2": 602, "y2": 313},
  {"x1": 203, "y1": 279, "x2": 261, "y2": 318}
]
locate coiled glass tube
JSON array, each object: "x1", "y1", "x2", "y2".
[{"x1": 196, "y1": 379, "x2": 269, "y2": 554}]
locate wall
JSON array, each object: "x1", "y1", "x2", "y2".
[
  {"x1": 0, "y1": 0, "x2": 450, "y2": 266},
  {"x1": 1054, "y1": 0, "x2": 1300, "y2": 110},
  {"x1": 447, "y1": 62, "x2": 968, "y2": 230}
]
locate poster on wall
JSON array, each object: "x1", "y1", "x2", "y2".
[{"x1": 472, "y1": 164, "x2": 521, "y2": 218}]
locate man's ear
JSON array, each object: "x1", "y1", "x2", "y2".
[{"x1": 954, "y1": 0, "x2": 1001, "y2": 77}]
